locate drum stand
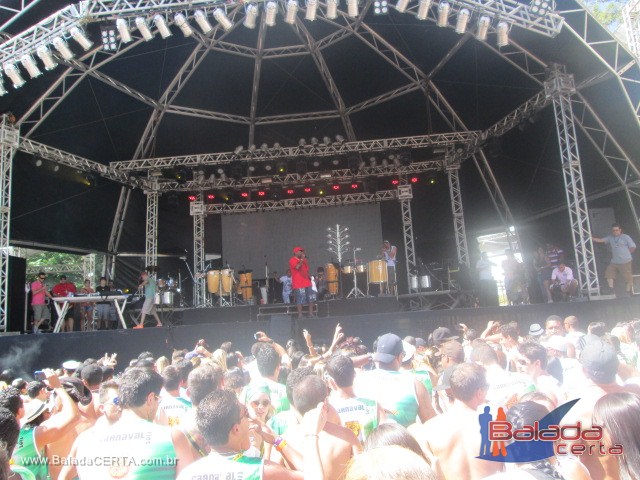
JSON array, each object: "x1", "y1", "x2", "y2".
[
  {"x1": 346, "y1": 248, "x2": 366, "y2": 298},
  {"x1": 218, "y1": 272, "x2": 235, "y2": 307}
]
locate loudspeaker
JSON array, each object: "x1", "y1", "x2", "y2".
[
  {"x1": 269, "y1": 314, "x2": 292, "y2": 345},
  {"x1": 7, "y1": 256, "x2": 26, "y2": 332}
]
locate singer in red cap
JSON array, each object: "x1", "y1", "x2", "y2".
[{"x1": 289, "y1": 246, "x2": 316, "y2": 318}]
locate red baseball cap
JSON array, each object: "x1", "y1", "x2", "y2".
[{"x1": 293, "y1": 247, "x2": 304, "y2": 253}]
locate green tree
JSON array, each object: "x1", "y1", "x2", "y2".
[{"x1": 584, "y1": 0, "x2": 625, "y2": 30}]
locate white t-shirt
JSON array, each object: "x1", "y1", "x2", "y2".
[{"x1": 551, "y1": 266, "x2": 574, "y2": 284}]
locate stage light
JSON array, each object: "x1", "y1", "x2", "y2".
[
  {"x1": 116, "y1": 18, "x2": 132, "y2": 43},
  {"x1": 52, "y1": 37, "x2": 74, "y2": 60},
  {"x1": 248, "y1": 165, "x2": 256, "y2": 173},
  {"x1": 321, "y1": 136, "x2": 331, "y2": 145},
  {"x1": 304, "y1": 187, "x2": 312, "y2": 193},
  {"x1": 175, "y1": 13, "x2": 194, "y2": 37},
  {"x1": 298, "y1": 138, "x2": 306, "y2": 147},
  {"x1": 287, "y1": 189, "x2": 295, "y2": 194},
  {"x1": 234, "y1": 145, "x2": 244, "y2": 154},
  {"x1": 312, "y1": 160, "x2": 320, "y2": 167},
  {"x1": 310, "y1": 137, "x2": 319, "y2": 145},
  {"x1": 35, "y1": 158, "x2": 43, "y2": 167},
  {"x1": 335, "y1": 134, "x2": 344, "y2": 143},
  {"x1": 257, "y1": 190, "x2": 266, "y2": 197},
  {"x1": 3, "y1": 63, "x2": 24, "y2": 88},
  {"x1": 428, "y1": 177, "x2": 436, "y2": 184},
  {"x1": 285, "y1": 0, "x2": 299, "y2": 24},
  {"x1": 411, "y1": 176, "x2": 418, "y2": 183},
  {"x1": 347, "y1": 0, "x2": 358, "y2": 18},
  {"x1": 476, "y1": 15, "x2": 490, "y2": 41},
  {"x1": 265, "y1": 164, "x2": 273, "y2": 171},
  {"x1": 53, "y1": 165, "x2": 60, "y2": 172},
  {"x1": 455, "y1": 8, "x2": 470, "y2": 34},
  {"x1": 277, "y1": 161, "x2": 287, "y2": 173},
  {"x1": 36, "y1": 46, "x2": 57, "y2": 70},
  {"x1": 326, "y1": 0, "x2": 339, "y2": 19},
  {"x1": 437, "y1": 1, "x2": 449, "y2": 27},
  {"x1": 217, "y1": 167, "x2": 224, "y2": 174},
  {"x1": 332, "y1": 185, "x2": 340, "y2": 190},
  {"x1": 369, "y1": 156, "x2": 377, "y2": 167},
  {"x1": 273, "y1": 142, "x2": 281, "y2": 149},
  {"x1": 135, "y1": 17, "x2": 154, "y2": 41},
  {"x1": 265, "y1": 1, "x2": 278, "y2": 27},
  {"x1": 244, "y1": 4, "x2": 259, "y2": 29},
  {"x1": 20, "y1": 55, "x2": 41, "y2": 79},
  {"x1": 332, "y1": 158, "x2": 340, "y2": 166},
  {"x1": 154, "y1": 14, "x2": 172, "y2": 39},
  {"x1": 219, "y1": 172, "x2": 227, "y2": 180},
  {"x1": 188, "y1": 195, "x2": 197, "y2": 202},
  {"x1": 351, "y1": 183, "x2": 359, "y2": 189},
  {"x1": 374, "y1": 0, "x2": 389, "y2": 15},
  {"x1": 70, "y1": 27, "x2": 93, "y2": 50},
  {"x1": 241, "y1": 192, "x2": 249, "y2": 198},
  {"x1": 391, "y1": 179, "x2": 399, "y2": 185},
  {"x1": 100, "y1": 26, "x2": 117, "y2": 51},
  {"x1": 318, "y1": 187, "x2": 326, "y2": 196},
  {"x1": 381, "y1": 159, "x2": 389, "y2": 167},
  {"x1": 213, "y1": 8, "x2": 234, "y2": 31},
  {"x1": 416, "y1": 0, "x2": 432, "y2": 20},
  {"x1": 496, "y1": 21, "x2": 509, "y2": 47},
  {"x1": 530, "y1": 0, "x2": 552, "y2": 16},
  {"x1": 194, "y1": 10, "x2": 213, "y2": 34},
  {"x1": 395, "y1": 0, "x2": 410, "y2": 14},
  {"x1": 306, "y1": 0, "x2": 318, "y2": 21},
  {"x1": 207, "y1": 194, "x2": 215, "y2": 200},
  {"x1": 260, "y1": 143, "x2": 268, "y2": 150}
]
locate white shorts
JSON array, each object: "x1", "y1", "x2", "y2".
[{"x1": 141, "y1": 297, "x2": 156, "y2": 315}]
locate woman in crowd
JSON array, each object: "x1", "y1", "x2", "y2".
[{"x1": 244, "y1": 381, "x2": 274, "y2": 457}]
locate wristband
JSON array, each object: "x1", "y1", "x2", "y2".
[{"x1": 273, "y1": 436, "x2": 287, "y2": 452}]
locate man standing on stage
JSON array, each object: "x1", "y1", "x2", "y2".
[
  {"x1": 31, "y1": 271, "x2": 53, "y2": 333},
  {"x1": 593, "y1": 223, "x2": 636, "y2": 295},
  {"x1": 289, "y1": 247, "x2": 315, "y2": 318},
  {"x1": 136, "y1": 270, "x2": 163, "y2": 328},
  {"x1": 52, "y1": 275, "x2": 77, "y2": 332},
  {"x1": 381, "y1": 240, "x2": 397, "y2": 295}
]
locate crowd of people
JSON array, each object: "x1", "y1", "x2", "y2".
[{"x1": 1, "y1": 313, "x2": 640, "y2": 480}]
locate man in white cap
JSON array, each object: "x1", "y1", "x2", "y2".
[{"x1": 542, "y1": 335, "x2": 584, "y2": 399}]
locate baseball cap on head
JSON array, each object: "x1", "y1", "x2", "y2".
[
  {"x1": 293, "y1": 247, "x2": 304, "y2": 253},
  {"x1": 374, "y1": 333, "x2": 404, "y2": 363},
  {"x1": 432, "y1": 327, "x2": 458, "y2": 346},
  {"x1": 580, "y1": 337, "x2": 619, "y2": 384}
]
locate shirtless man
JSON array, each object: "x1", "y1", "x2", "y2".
[
  {"x1": 561, "y1": 337, "x2": 640, "y2": 480},
  {"x1": 284, "y1": 375, "x2": 360, "y2": 480},
  {"x1": 410, "y1": 363, "x2": 502, "y2": 480}
]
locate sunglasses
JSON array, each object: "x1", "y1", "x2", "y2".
[{"x1": 250, "y1": 399, "x2": 271, "y2": 408}]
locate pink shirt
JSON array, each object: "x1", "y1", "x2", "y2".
[{"x1": 31, "y1": 280, "x2": 47, "y2": 305}]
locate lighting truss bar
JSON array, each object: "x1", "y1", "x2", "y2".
[
  {"x1": 204, "y1": 189, "x2": 399, "y2": 214},
  {"x1": 111, "y1": 132, "x2": 479, "y2": 171},
  {"x1": 152, "y1": 161, "x2": 445, "y2": 192},
  {"x1": 25, "y1": 263, "x2": 84, "y2": 275},
  {"x1": 18, "y1": 137, "x2": 130, "y2": 183},
  {"x1": 403, "y1": 0, "x2": 564, "y2": 38}
]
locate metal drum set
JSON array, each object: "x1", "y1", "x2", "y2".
[{"x1": 154, "y1": 276, "x2": 182, "y2": 306}]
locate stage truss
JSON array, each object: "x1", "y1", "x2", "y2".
[{"x1": 0, "y1": 1, "x2": 638, "y2": 325}]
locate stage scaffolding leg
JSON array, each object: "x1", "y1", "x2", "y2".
[
  {"x1": 399, "y1": 177, "x2": 417, "y2": 298},
  {"x1": 144, "y1": 187, "x2": 159, "y2": 270},
  {"x1": 0, "y1": 116, "x2": 18, "y2": 332},
  {"x1": 546, "y1": 65, "x2": 600, "y2": 298},
  {"x1": 103, "y1": 186, "x2": 131, "y2": 280},
  {"x1": 83, "y1": 254, "x2": 95, "y2": 282},
  {"x1": 192, "y1": 196, "x2": 207, "y2": 307},
  {"x1": 447, "y1": 161, "x2": 470, "y2": 268}
]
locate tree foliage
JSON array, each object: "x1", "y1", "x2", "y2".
[{"x1": 584, "y1": 0, "x2": 625, "y2": 29}]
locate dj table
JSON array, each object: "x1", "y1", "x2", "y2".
[{"x1": 51, "y1": 294, "x2": 130, "y2": 333}]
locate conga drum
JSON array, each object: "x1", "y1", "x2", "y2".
[
  {"x1": 220, "y1": 268, "x2": 234, "y2": 295},
  {"x1": 207, "y1": 270, "x2": 220, "y2": 294},
  {"x1": 238, "y1": 270, "x2": 253, "y2": 300},
  {"x1": 325, "y1": 263, "x2": 339, "y2": 295},
  {"x1": 367, "y1": 260, "x2": 388, "y2": 284}
]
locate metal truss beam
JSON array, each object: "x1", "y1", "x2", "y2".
[
  {"x1": 399, "y1": 178, "x2": 417, "y2": 294},
  {"x1": 103, "y1": 186, "x2": 131, "y2": 279},
  {"x1": 345, "y1": 83, "x2": 422, "y2": 115},
  {"x1": 154, "y1": 160, "x2": 445, "y2": 191},
  {"x1": 546, "y1": 65, "x2": 599, "y2": 297},
  {"x1": 255, "y1": 110, "x2": 340, "y2": 125},
  {"x1": 204, "y1": 189, "x2": 398, "y2": 214},
  {"x1": 623, "y1": 0, "x2": 640, "y2": 58},
  {"x1": 113, "y1": 132, "x2": 477, "y2": 171},
  {"x1": 557, "y1": 4, "x2": 640, "y2": 126},
  {"x1": 0, "y1": 0, "x2": 44, "y2": 32},
  {"x1": 192, "y1": 196, "x2": 206, "y2": 307},
  {"x1": 134, "y1": 6, "x2": 244, "y2": 159},
  {"x1": 165, "y1": 105, "x2": 251, "y2": 124},
  {"x1": 18, "y1": 137, "x2": 130, "y2": 183},
  {"x1": 144, "y1": 187, "x2": 159, "y2": 269},
  {"x1": 0, "y1": 116, "x2": 18, "y2": 332},
  {"x1": 293, "y1": 19, "x2": 356, "y2": 140},
  {"x1": 26, "y1": 263, "x2": 83, "y2": 275},
  {"x1": 447, "y1": 162, "x2": 469, "y2": 267},
  {"x1": 82, "y1": 253, "x2": 96, "y2": 282},
  {"x1": 249, "y1": 17, "x2": 267, "y2": 146}
]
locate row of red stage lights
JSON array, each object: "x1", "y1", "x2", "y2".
[{"x1": 187, "y1": 177, "x2": 421, "y2": 202}]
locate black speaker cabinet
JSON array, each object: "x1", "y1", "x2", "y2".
[{"x1": 7, "y1": 255, "x2": 26, "y2": 333}]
